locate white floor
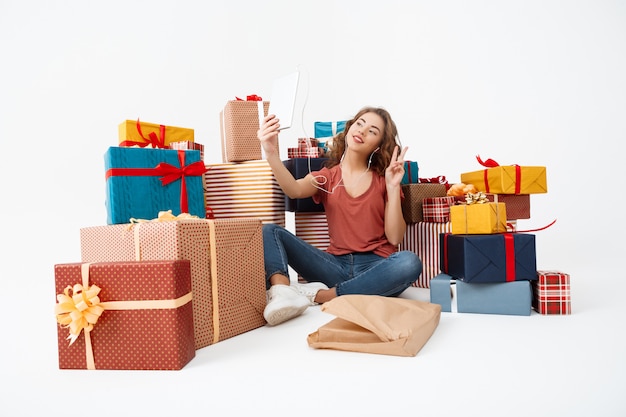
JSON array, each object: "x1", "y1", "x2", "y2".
[{"x1": 4, "y1": 263, "x2": 624, "y2": 417}]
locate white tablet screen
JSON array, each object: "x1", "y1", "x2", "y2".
[{"x1": 267, "y1": 71, "x2": 300, "y2": 130}]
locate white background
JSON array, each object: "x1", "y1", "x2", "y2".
[{"x1": 1, "y1": 1, "x2": 624, "y2": 416}]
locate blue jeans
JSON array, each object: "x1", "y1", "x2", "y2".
[{"x1": 263, "y1": 223, "x2": 422, "y2": 297}]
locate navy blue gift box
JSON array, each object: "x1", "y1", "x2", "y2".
[
  {"x1": 283, "y1": 158, "x2": 328, "y2": 212},
  {"x1": 439, "y1": 233, "x2": 537, "y2": 283}
]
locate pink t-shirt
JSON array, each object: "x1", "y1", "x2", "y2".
[{"x1": 311, "y1": 165, "x2": 400, "y2": 257}]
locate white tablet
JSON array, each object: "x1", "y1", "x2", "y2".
[{"x1": 267, "y1": 71, "x2": 300, "y2": 130}]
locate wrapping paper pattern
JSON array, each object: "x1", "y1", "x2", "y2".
[
  {"x1": 532, "y1": 270, "x2": 571, "y2": 315},
  {"x1": 295, "y1": 212, "x2": 330, "y2": 283},
  {"x1": 314, "y1": 120, "x2": 347, "y2": 139},
  {"x1": 486, "y1": 193, "x2": 531, "y2": 220},
  {"x1": 400, "y1": 221, "x2": 452, "y2": 288},
  {"x1": 55, "y1": 260, "x2": 195, "y2": 370},
  {"x1": 204, "y1": 160, "x2": 286, "y2": 226},
  {"x1": 220, "y1": 100, "x2": 270, "y2": 162},
  {"x1": 169, "y1": 141, "x2": 205, "y2": 162},
  {"x1": 80, "y1": 218, "x2": 267, "y2": 350},
  {"x1": 118, "y1": 119, "x2": 194, "y2": 148},
  {"x1": 401, "y1": 161, "x2": 419, "y2": 185},
  {"x1": 401, "y1": 183, "x2": 448, "y2": 223},
  {"x1": 422, "y1": 196, "x2": 456, "y2": 223},
  {"x1": 104, "y1": 147, "x2": 206, "y2": 224}
]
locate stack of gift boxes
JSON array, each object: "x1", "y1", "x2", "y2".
[
  {"x1": 53, "y1": 99, "x2": 571, "y2": 370},
  {"x1": 411, "y1": 158, "x2": 571, "y2": 316}
]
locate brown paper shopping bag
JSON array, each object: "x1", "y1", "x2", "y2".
[{"x1": 307, "y1": 295, "x2": 441, "y2": 357}]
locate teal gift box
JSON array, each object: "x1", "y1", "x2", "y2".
[
  {"x1": 104, "y1": 147, "x2": 207, "y2": 224},
  {"x1": 314, "y1": 120, "x2": 347, "y2": 138},
  {"x1": 401, "y1": 161, "x2": 419, "y2": 184},
  {"x1": 430, "y1": 273, "x2": 532, "y2": 316}
]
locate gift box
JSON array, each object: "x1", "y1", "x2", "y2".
[
  {"x1": 401, "y1": 161, "x2": 419, "y2": 185},
  {"x1": 105, "y1": 147, "x2": 207, "y2": 225},
  {"x1": 55, "y1": 260, "x2": 195, "y2": 370},
  {"x1": 118, "y1": 119, "x2": 194, "y2": 148},
  {"x1": 532, "y1": 270, "x2": 571, "y2": 315},
  {"x1": 439, "y1": 232, "x2": 537, "y2": 283},
  {"x1": 399, "y1": 222, "x2": 452, "y2": 288},
  {"x1": 401, "y1": 183, "x2": 448, "y2": 223},
  {"x1": 220, "y1": 99, "x2": 270, "y2": 162},
  {"x1": 314, "y1": 120, "x2": 347, "y2": 138},
  {"x1": 430, "y1": 273, "x2": 532, "y2": 316},
  {"x1": 283, "y1": 158, "x2": 328, "y2": 212},
  {"x1": 169, "y1": 140, "x2": 205, "y2": 162},
  {"x1": 450, "y1": 202, "x2": 507, "y2": 234},
  {"x1": 486, "y1": 193, "x2": 530, "y2": 220},
  {"x1": 422, "y1": 196, "x2": 456, "y2": 223},
  {"x1": 295, "y1": 212, "x2": 330, "y2": 282},
  {"x1": 204, "y1": 160, "x2": 286, "y2": 226},
  {"x1": 460, "y1": 164, "x2": 547, "y2": 195},
  {"x1": 80, "y1": 217, "x2": 267, "y2": 350},
  {"x1": 287, "y1": 147, "x2": 324, "y2": 158}
]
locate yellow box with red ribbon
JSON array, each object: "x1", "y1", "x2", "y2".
[
  {"x1": 118, "y1": 119, "x2": 194, "y2": 148},
  {"x1": 460, "y1": 155, "x2": 547, "y2": 194}
]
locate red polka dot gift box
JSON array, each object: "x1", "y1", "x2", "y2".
[
  {"x1": 54, "y1": 260, "x2": 195, "y2": 370},
  {"x1": 80, "y1": 217, "x2": 267, "y2": 350}
]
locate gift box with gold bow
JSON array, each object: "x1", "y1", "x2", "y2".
[
  {"x1": 105, "y1": 146, "x2": 207, "y2": 225},
  {"x1": 118, "y1": 119, "x2": 194, "y2": 148},
  {"x1": 54, "y1": 260, "x2": 195, "y2": 370},
  {"x1": 460, "y1": 155, "x2": 547, "y2": 195},
  {"x1": 220, "y1": 96, "x2": 270, "y2": 162},
  {"x1": 449, "y1": 193, "x2": 507, "y2": 234},
  {"x1": 80, "y1": 214, "x2": 267, "y2": 350}
]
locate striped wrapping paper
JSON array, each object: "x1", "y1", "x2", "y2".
[
  {"x1": 399, "y1": 222, "x2": 451, "y2": 288},
  {"x1": 294, "y1": 212, "x2": 330, "y2": 282},
  {"x1": 532, "y1": 270, "x2": 571, "y2": 314},
  {"x1": 204, "y1": 160, "x2": 285, "y2": 227},
  {"x1": 169, "y1": 141, "x2": 204, "y2": 162}
]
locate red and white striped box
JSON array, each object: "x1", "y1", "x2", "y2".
[
  {"x1": 422, "y1": 196, "x2": 456, "y2": 223},
  {"x1": 204, "y1": 160, "x2": 285, "y2": 227},
  {"x1": 400, "y1": 221, "x2": 452, "y2": 288},
  {"x1": 294, "y1": 212, "x2": 329, "y2": 282},
  {"x1": 169, "y1": 140, "x2": 204, "y2": 162},
  {"x1": 532, "y1": 270, "x2": 571, "y2": 315}
]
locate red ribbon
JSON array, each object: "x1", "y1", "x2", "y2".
[
  {"x1": 476, "y1": 155, "x2": 521, "y2": 194},
  {"x1": 504, "y1": 234, "x2": 516, "y2": 281},
  {"x1": 105, "y1": 150, "x2": 208, "y2": 213},
  {"x1": 419, "y1": 175, "x2": 450, "y2": 190},
  {"x1": 119, "y1": 119, "x2": 167, "y2": 149},
  {"x1": 235, "y1": 94, "x2": 263, "y2": 101}
]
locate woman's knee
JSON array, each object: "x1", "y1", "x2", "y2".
[{"x1": 396, "y1": 251, "x2": 422, "y2": 279}]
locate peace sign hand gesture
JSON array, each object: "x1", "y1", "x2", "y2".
[{"x1": 385, "y1": 145, "x2": 409, "y2": 189}]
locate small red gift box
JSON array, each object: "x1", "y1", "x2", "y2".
[
  {"x1": 54, "y1": 260, "x2": 195, "y2": 370},
  {"x1": 422, "y1": 196, "x2": 456, "y2": 223},
  {"x1": 532, "y1": 270, "x2": 571, "y2": 315}
]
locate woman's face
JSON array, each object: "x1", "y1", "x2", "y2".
[{"x1": 346, "y1": 112, "x2": 385, "y2": 153}]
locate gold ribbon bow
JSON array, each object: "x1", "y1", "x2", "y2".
[
  {"x1": 55, "y1": 279, "x2": 105, "y2": 345},
  {"x1": 129, "y1": 209, "x2": 199, "y2": 225},
  {"x1": 465, "y1": 191, "x2": 489, "y2": 205}
]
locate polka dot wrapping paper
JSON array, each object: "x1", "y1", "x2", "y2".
[
  {"x1": 54, "y1": 260, "x2": 195, "y2": 370},
  {"x1": 80, "y1": 218, "x2": 267, "y2": 350}
]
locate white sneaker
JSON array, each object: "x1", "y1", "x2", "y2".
[
  {"x1": 264, "y1": 285, "x2": 310, "y2": 326},
  {"x1": 291, "y1": 281, "x2": 329, "y2": 305}
]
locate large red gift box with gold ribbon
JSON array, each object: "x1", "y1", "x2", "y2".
[
  {"x1": 118, "y1": 119, "x2": 194, "y2": 148},
  {"x1": 80, "y1": 217, "x2": 267, "y2": 350},
  {"x1": 105, "y1": 146, "x2": 207, "y2": 224},
  {"x1": 54, "y1": 260, "x2": 196, "y2": 370}
]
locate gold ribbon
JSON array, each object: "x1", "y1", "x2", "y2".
[
  {"x1": 55, "y1": 262, "x2": 193, "y2": 370},
  {"x1": 464, "y1": 191, "x2": 489, "y2": 204}
]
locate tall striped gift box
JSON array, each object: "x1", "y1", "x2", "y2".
[
  {"x1": 399, "y1": 222, "x2": 452, "y2": 288},
  {"x1": 204, "y1": 160, "x2": 286, "y2": 227},
  {"x1": 294, "y1": 212, "x2": 330, "y2": 282},
  {"x1": 532, "y1": 270, "x2": 571, "y2": 315}
]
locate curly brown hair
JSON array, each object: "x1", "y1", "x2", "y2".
[{"x1": 325, "y1": 107, "x2": 401, "y2": 177}]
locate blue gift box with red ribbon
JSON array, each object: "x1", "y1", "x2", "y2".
[
  {"x1": 439, "y1": 232, "x2": 537, "y2": 283},
  {"x1": 104, "y1": 147, "x2": 207, "y2": 224}
]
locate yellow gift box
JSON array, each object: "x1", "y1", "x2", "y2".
[
  {"x1": 450, "y1": 202, "x2": 507, "y2": 234},
  {"x1": 460, "y1": 165, "x2": 547, "y2": 195},
  {"x1": 118, "y1": 119, "x2": 194, "y2": 148}
]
